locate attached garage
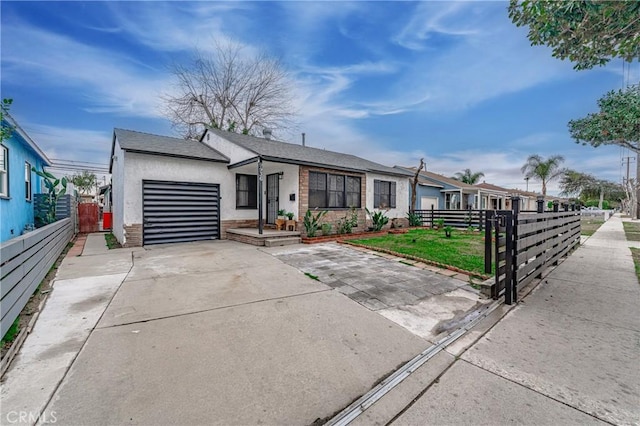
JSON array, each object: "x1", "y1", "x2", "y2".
[
  {"x1": 142, "y1": 180, "x2": 220, "y2": 245},
  {"x1": 109, "y1": 128, "x2": 230, "y2": 247},
  {"x1": 420, "y1": 196, "x2": 439, "y2": 210}
]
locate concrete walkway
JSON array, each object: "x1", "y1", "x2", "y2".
[
  {"x1": 0, "y1": 234, "x2": 134, "y2": 426},
  {"x1": 1, "y1": 238, "x2": 432, "y2": 425},
  {"x1": 363, "y1": 214, "x2": 639, "y2": 425}
]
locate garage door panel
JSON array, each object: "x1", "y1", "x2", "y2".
[{"x1": 142, "y1": 180, "x2": 220, "y2": 245}]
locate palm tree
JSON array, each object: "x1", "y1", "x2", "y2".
[
  {"x1": 521, "y1": 154, "x2": 565, "y2": 196},
  {"x1": 453, "y1": 169, "x2": 485, "y2": 185}
]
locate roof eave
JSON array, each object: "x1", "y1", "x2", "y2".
[
  {"x1": 3, "y1": 114, "x2": 52, "y2": 166},
  {"x1": 123, "y1": 148, "x2": 230, "y2": 163}
]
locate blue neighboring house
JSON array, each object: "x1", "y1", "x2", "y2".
[
  {"x1": 0, "y1": 112, "x2": 51, "y2": 243},
  {"x1": 396, "y1": 166, "x2": 508, "y2": 211}
]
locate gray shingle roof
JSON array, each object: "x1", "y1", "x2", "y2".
[
  {"x1": 206, "y1": 128, "x2": 412, "y2": 177},
  {"x1": 115, "y1": 128, "x2": 229, "y2": 163},
  {"x1": 397, "y1": 166, "x2": 477, "y2": 189}
]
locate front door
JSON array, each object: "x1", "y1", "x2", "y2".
[{"x1": 266, "y1": 174, "x2": 279, "y2": 224}]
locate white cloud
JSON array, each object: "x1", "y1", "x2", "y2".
[
  {"x1": 22, "y1": 123, "x2": 112, "y2": 164},
  {"x1": 2, "y1": 22, "x2": 170, "y2": 119},
  {"x1": 393, "y1": 2, "x2": 481, "y2": 50}
]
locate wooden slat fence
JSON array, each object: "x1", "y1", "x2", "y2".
[
  {"x1": 413, "y1": 208, "x2": 484, "y2": 230},
  {"x1": 485, "y1": 198, "x2": 581, "y2": 304},
  {"x1": 0, "y1": 218, "x2": 74, "y2": 337}
]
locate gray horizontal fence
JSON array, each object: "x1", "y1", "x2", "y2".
[
  {"x1": 0, "y1": 218, "x2": 73, "y2": 337},
  {"x1": 34, "y1": 194, "x2": 73, "y2": 222},
  {"x1": 413, "y1": 209, "x2": 484, "y2": 229}
]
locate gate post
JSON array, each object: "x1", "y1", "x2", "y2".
[
  {"x1": 509, "y1": 196, "x2": 520, "y2": 304},
  {"x1": 430, "y1": 205, "x2": 434, "y2": 229},
  {"x1": 536, "y1": 196, "x2": 545, "y2": 213},
  {"x1": 553, "y1": 200, "x2": 559, "y2": 212}
]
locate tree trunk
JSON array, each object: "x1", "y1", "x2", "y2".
[
  {"x1": 410, "y1": 158, "x2": 424, "y2": 212},
  {"x1": 636, "y1": 142, "x2": 640, "y2": 219},
  {"x1": 598, "y1": 189, "x2": 604, "y2": 209}
]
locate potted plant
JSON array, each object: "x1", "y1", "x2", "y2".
[
  {"x1": 285, "y1": 212, "x2": 296, "y2": 231},
  {"x1": 276, "y1": 209, "x2": 286, "y2": 230}
]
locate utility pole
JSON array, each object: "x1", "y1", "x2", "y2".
[{"x1": 525, "y1": 177, "x2": 529, "y2": 192}]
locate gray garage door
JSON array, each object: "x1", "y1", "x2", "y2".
[{"x1": 142, "y1": 180, "x2": 220, "y2": 245}]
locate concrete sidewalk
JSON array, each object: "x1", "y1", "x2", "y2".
[{"x1": 383, "y1": 214, "x2": 639, "y2": 425}]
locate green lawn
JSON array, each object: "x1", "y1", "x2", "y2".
[
  {"x1": 630, "y1": 248, "x2": 640, "y2": 284},
  {"x1": 580, "y1": 217, "x2": 605, "y2": 236},
  {"x1": 623, "y1": 222, "x2": 640, "y2": 241},
  {"x1": 351, "y1": 228, "x2": 488, "y2": 276}
]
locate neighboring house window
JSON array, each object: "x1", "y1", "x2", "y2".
[
  {"x1": 374, "y1": 180, "x2": 396, "y2": 209},
  {"x1": 446, "y1": 193, "x2": 460, "y2": 210},
  {"x1": 0, "y1": 145, "x2": 7, "y2": 197},
  {"x1": 236, "y1": 174, "x2": 257, "y2": 209},
  {"x1": 25, "y1": 162, "x2": 31, "y2": 201},
  {"x1": 309, "y1": 171, "x2": 361, "y2": 209}
]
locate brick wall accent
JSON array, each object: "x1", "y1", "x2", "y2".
[
  {"x1": 298, "y1": 166, "x2": 368, "y2": 237},
  {"x1": 123, "y1": 224, "x2": 142, "y2": 247},
  {"x1": 226, "y1": 233, "x2": 265, "y2": 246},
  {"x1": 220, "y1": 219, "x2": 259, "y2": 239}
]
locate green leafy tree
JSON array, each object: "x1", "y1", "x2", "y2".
[
  {"x1": 521, "y1": 154, "x2": 565, "y2": 196},
  {"x1": 508, "y1": 0, "x2": 640, "y2": 70},
  {"x1": 569, "y1": 84, "x2": 640, "y2": 152},
  {"x1": 569, "y1": 84, "x2": 640, "y2": 216},
  {"x1": 453, "y1": 168, "x2": 485, "y2": 185},
  {"x1": 1, "y1": 99, "x2": 14, "y2": 143},
  {"x1": 560, "y1": 169, "x2": 624, "y2": 208},
  {"x1": 69, "y1": 170, "x2": 98, "y2": 195}
]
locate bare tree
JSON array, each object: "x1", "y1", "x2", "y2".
[
  {"x1": 410, "y1": 158, "x2": 425, "y2": 211},
  {"x1": 162, "y1": 42, "x2": 295, "y2": 139}
]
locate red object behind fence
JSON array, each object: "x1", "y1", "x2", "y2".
[
  {"x1": 79, "y1": 203, "x2": 99, "y2": 233},
  {"x1": 103, "y1": 212, "x2": 112, "y2": 230}
]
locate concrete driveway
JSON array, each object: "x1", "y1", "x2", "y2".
[{"x1": 31, "y1": 240, "x2": 431, "y2": 425}]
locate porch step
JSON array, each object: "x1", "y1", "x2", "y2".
[{"x1": 264, "y1": 237, "x2": 302, "y2": 247}]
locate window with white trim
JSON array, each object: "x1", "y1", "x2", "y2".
[
  {"x1": 25, "y1": 162, "x2": 32, "y2": 201},
  {"x1": 236, "y1": 174, "x2": 257, "y2": 209},
  {"x1": 0, "y1": 145, "x2": 7, "y2": 197},
  {"x1": 374, "y1": 180, "x2": 396, "y2": 208}
]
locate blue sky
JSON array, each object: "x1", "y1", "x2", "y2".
[{"x1": 2, "y1": 1, "x2": 637, "y2": 194}]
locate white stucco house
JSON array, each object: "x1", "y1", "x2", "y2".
[{"x1": 109, "y1": 127, "x2": 412, "y2": 246}]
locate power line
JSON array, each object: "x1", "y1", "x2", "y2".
[{"x1": 50, "y1": 158, "x2": 108, "y2": 166}]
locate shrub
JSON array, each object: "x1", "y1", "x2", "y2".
[
  {"x1": 303, "y1": 209, "x2": 327, "y2": 237},
  {"x1": 407, "y1": 211, "x2": 422, "y2": 227},
  {"x1": 366, "y1": 208, "x2": 389, "y2": 231}
]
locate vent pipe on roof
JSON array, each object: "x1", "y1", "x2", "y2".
[
  {"x1": 302, "y1": 132, "x2": 306, "y2": 147},
  {"x1": 263, "y1": 128, "x2": 272, "y2": 140}
]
